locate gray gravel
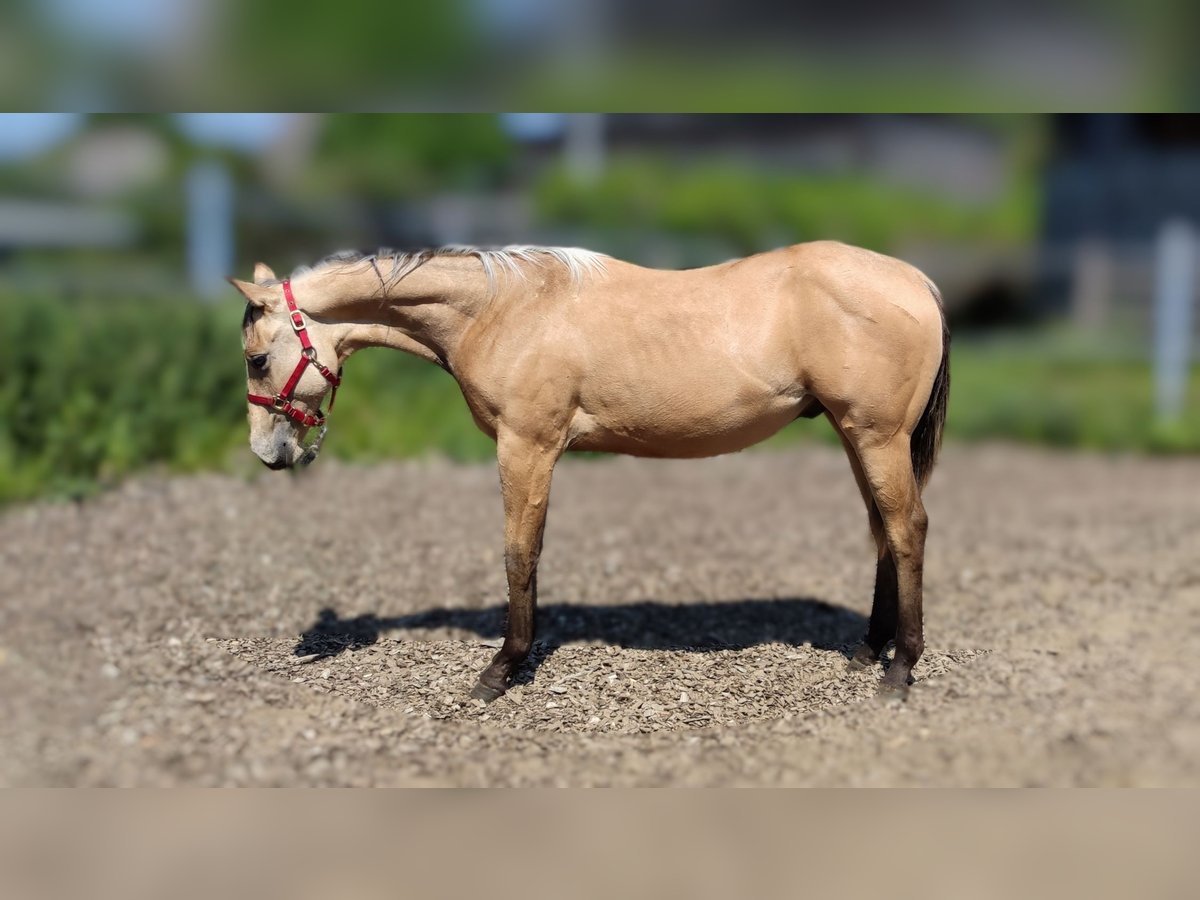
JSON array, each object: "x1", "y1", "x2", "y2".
[
  {"x1": 223, "y1": 637, "x2": 987, "y2": 734},
  {"x1": 1, "y1": 444, "x2": 1197, "y2": 786}
]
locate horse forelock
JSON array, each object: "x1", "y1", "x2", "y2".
[{"x1": 241, "y1": 301, "x2": 262, "y2": 333}]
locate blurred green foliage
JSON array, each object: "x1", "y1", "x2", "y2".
[
  {"x1": 0, "y1": 291, "x2": 246, "y2": 501},
  {"x1": 512, "y1": 56, "x2": 1157, "y2": 113},
  {"x1": 310, "y1": 115, "x2": 514, "y2": 198},
  {"x1": 0, "y1": 291, "x2": 494, "y2": 504},
  {"x1": 1, "y1": 292, "x2": 1197, "y2": 505},
  {"x1": 536, "y1": 157, "x2": 1038, "y2": 254},
  {"x1": 216, "y1": 1, "x2": 479, "y2": 108},
  {"x1": 943, "y1": 333, "x2": 1200, "y2": 453}
]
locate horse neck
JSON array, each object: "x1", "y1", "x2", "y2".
[{"x1": 298, "y1": 257, "x2": 495, "y2": 367}]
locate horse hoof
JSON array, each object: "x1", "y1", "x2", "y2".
[
  {"x1": 470, "y1": 680, "x2": 506, "y2": 703},
  {"x1": 847, "y1": 646, "x2": 879, "y2": 671},
  {"x1": 875, "y1": 680, "x2": 910, "y2": 703}
]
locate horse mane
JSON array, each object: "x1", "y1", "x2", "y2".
[{"x1": 284, "y1": 245, "x2": 609, "y2": 294}]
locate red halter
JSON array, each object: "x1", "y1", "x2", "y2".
[{"x1": 246, "y1": 280, "x2": 342, "y2": 429}]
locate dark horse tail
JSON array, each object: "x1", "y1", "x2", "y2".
[{"x1": 911, "y1": 281, "x2": 950, "y2": 492}]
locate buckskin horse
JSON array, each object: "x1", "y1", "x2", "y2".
[{"x1": 233, "y1": 242, "x2": 949, "y2": 700}]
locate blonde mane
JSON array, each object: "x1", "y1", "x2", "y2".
[{"x1": 287, "y1": 245, "x2": 609, "y2": 294}]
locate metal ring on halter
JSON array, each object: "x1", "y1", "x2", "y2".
[{"x1": 297, "y1": 424, "x2": 329, "y2": 467}]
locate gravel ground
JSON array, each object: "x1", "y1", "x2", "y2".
[{"x1": 2, "y1": 444, "x2": 1197, "y2": 786}]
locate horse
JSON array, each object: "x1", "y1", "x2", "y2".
[{"x1": 233, "y1": 241, "x2": 950, "y2": 701}]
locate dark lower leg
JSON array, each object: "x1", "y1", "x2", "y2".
[
  {"x1": 852, "y1": 552, "x2": 898, "y2": 666},
  {"x1": 834, "y1": 427, "x2": 896, "y2": 670},
  {"x1": 851, "y1": 439, "x2": 927, "y2": 696},
  {"x1": 472, "y1": 563, "x2": 536, "y2": 700},
  {"x1": 880, "y1": 526, "x2": 926, "y2": 693},
  {"x1": 471, "y1": 431, "x2": 558, "y2": 702}
]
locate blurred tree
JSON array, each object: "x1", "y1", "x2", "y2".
[
  {"x1": 225, "y1": 0, "x2": 478, "y2": 107},
  {"x1": 309, "y1": 115, "x2": 514, "y2": 199}
]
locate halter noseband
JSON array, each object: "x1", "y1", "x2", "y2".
[{"x1": 246, "y1": 279, "x2": 342, "y2": 429}]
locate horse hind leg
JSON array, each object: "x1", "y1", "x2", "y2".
[
  {"x1": 851, "y1": 435, "x2": 928, "y2": 697},
  {"x1": 831, "y1": 419, "x2": 898, "y2": 670}
]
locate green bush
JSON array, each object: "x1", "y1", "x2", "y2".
[
  {"x1": 0, "y1": 293, "x2": 243, "y2": 500},
  {"x1": 0, "y1": 291, "x2": 492, "y2": 504}
]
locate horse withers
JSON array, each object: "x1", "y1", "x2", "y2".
[{"x1": 233, "y1": 241, "x2": 949, "y2": 700}]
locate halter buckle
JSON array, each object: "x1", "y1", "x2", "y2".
[
  {"x1": 272, "y1": 396, "x2": 287, "y2": 410},
  {"x1": 290, "y1": 310, "x2": 307, "y2": 332}
]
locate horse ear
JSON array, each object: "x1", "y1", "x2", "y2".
[
  {"x1": 253, "y1": 262, "x2": 276, "y2": 284},
  {"x1": 228, "y1": 277, "x2": 277, "y2": 309}
]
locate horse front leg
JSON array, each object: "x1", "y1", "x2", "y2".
[{"x1": 471, "y1": 429, "x2": 562, "y2": 702}]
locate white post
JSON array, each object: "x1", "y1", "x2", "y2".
[
  {"x1": 564, "y1": 113, "x2": 605, "y2": 184},
  {"x1": 186, "y1": 159, "x2": 234, "y2": 300},
  {"x1": 1153, "y1": 219, "x2": 1196, "y2": 422}
]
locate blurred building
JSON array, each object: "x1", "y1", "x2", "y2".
[{"x1": 0, "y1": 200, "x2": 136, "y2": 251}]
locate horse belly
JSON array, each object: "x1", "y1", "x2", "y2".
[{"x1": 571, "y1": 384, "x2": 804, "y2": 459}]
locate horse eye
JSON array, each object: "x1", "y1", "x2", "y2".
[{"x1": 248, "y1": 354, "x2": 269, "y2": 372}]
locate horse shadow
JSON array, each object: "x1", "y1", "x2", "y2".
[{"x1": 293, "y1": 597, "x2": 866, "y2": 685}]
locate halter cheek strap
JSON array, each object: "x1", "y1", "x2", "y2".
[{"x1": 247, "y1": 280, "x2": 343, "y2": 429}]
